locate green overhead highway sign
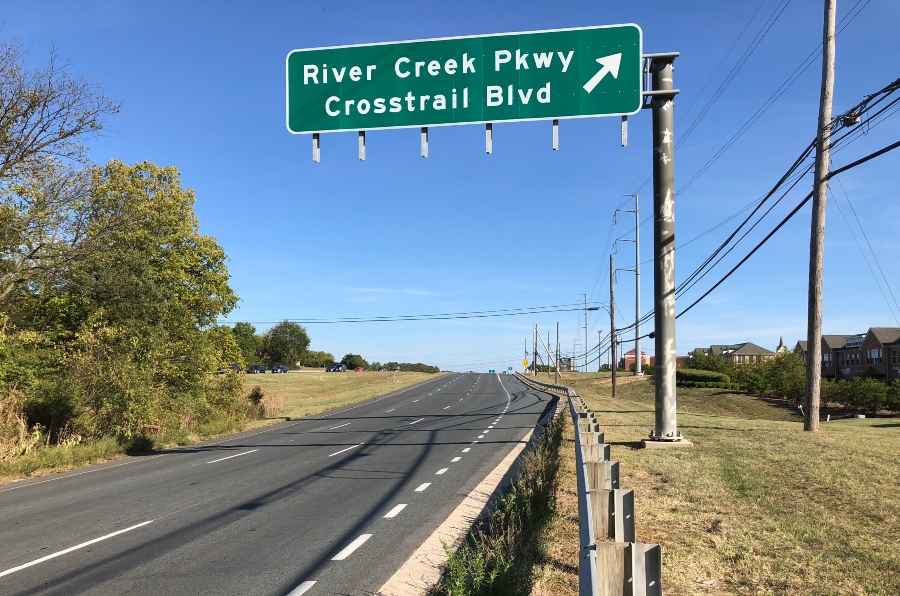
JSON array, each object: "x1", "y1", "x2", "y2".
[{"x1": 286, "y1": 25, "x2": 642, "y2": 134}]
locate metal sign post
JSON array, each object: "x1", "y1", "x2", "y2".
[{"x1": 647, "y1": 53, "x2": 682, "y2": 442}]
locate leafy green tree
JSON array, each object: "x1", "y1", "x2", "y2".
[
  {"x1": 258, "y1": 321, "x2": 310, "y2": 368},
  {"x1": 230, "y1": 322, "x2": 261, "y2": 365},
  {"x1": 764, "y1": 351, "x2": 805, "y2": 400},
  {"x1": 847, "y1": 377, "x2": 888, "y2": 415},
  {"x1": 887, "y1": 380, "x2": 900, "y2": 414},
  {"x1": 341, "y1": 354, "x2": 368, "y2": 370},
  {"x1": 0, "y1": 38, "x2": 119, "y2": 304},
  {"x1": 298, "y1": 350, "x2": 335, "y2": 368}
]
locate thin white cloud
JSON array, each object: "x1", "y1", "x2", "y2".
[{"x1": 342, "y1": 287, "x2": 438, "y2": 296}]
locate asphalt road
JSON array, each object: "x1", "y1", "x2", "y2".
[{"x1": 0, "y1": 372, "x2": 555, "y2": 596}]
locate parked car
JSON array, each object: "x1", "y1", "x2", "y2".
[
  {"x1": 271, "y1": 365, "x2": 289, "y2": 373},
  {"x1": 354, "y1": 367, "x2": 364, "y2": 372},
  {"x1": 328, "y1": 364, "x2": 346, "y2": 372},
  {"x1": 247, "y1": 365, "x2": 267, "y2": 374}
]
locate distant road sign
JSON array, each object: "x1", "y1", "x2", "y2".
[
  {"x1": 287, "y1": 24, "x2": 642, "y2": 134},
  {"x1": 523, "y1": 359, "x2": 529, "y2": 367},
  {"x1": 489, "y1": 369, "x2": 495, "y2": 373},
  {"x1": 508, "y1": 366, "x2": 514, "y2": 370}
]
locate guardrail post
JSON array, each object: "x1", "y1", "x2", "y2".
[
  {"x1": 614, "y1": 489, "x2": 636, "y2": 543},
  {"x1": 582, "y1": 443, "x2": 611, "y2": 462},
  {"x1": 596, "y1": 543, "x2": 662, "y2": 596},
  {"x1": 589, "y1": 489, "x2": 615, "y2": 539},
  {"x1": 586, "y1": 461, "x2": 619, "y2": 490}
]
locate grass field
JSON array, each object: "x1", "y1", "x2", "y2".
[
  {"x1": 531, "y1": 372, "x2": 900, "y2": 596},
  {"x1": 242, "y1": 370, "x2": 440, "y2": 420},
  {"x1": 0, "y1": 371, "x2": 440, "y2": 486}
]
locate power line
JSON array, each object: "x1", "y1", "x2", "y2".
[
  {"x1": 831, "y1": 169, "x2": 900, "y2": 319},
  {"x1": 828, "y1": 185, "x2": 900, "y2": 325},
  {"x1": 222, "y1": 302, "x2": 596, "y2": 325}
]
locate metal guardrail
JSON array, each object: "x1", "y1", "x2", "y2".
[{"x1": 515, "y1": 373, "x2": 662, "y2": 596}]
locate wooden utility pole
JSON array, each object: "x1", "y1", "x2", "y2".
[
  {"x1": 805, "y1": 0, "x2": 837, "y2": 432},
  {"x1": 610, "y1": 254, "x2": 617, "y2": 398}
]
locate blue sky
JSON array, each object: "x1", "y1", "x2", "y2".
[{"x1": 5, "y1": 0, "x2": 899, "y2": 372}]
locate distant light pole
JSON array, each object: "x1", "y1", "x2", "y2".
[{"x1": 584, "y1": 295, "x2": 600, "y2": 372}]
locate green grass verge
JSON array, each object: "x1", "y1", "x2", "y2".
[
  {"x1": 0, "y1": 371, "x2": 440, "y2": 485},
  {"x1": 430, "y1": 413, "x2": 564, "y2": 596},
  {"x1": 531, "y1": 372, "x2": 900, "y2": 595}
]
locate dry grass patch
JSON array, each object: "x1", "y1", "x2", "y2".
[{"x1": 528, "y1": 372, "x2": 900, "y2": 595}]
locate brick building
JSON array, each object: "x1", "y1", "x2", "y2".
[{"x1": 797, "y1": 328, "x2": 900, "y2": 382}]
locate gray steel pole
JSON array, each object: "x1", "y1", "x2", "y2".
[
  {"x1": 598, "y1": 330, "x2": 602, "y2": 372},
  {"x1": 584, "y1": 294, "x2": 589, "y2": 373},
  {"x1": 533, "y1": 325, "x2": 538, "y2": 377},
  {"x1": 555, "y1": 322, "x2": 560, "y2": 385},
  {"x1": 635, "y1": 194, "x2": 642, "y2": 376},
  {"x1": 650, "y1": 54, "x2": 680, "y2": 440},
  {"x1": 805, "y1": 0, "x2": 836, "y2": 433},
  {"x1": 610, "y1": 254, "x2": 617, "y2": 398}
]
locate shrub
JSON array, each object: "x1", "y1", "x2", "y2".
[
  {"x1": 247, "y1": 386, "x2": 265, "y2": 405},
  {"x1": 848, "y1": 377, "x2": 888, "y2": 414},
  {"x1": 676, "y1": 369, "x2": 731, "y2": 384},
  {"x1": 887, "y1": 381, "x2": 900, "y2": 414}
]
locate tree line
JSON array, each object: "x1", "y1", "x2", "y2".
[
  {"x1": 0, "y1": 39, "x2": 248, "y2": 459},
  {"x1": 685, "y1": 350, "x2": 900, "y2": 415}
]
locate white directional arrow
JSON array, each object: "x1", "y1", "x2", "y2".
[{"x1": 582, "y1": 53, "x2": 622, "y2": 94}]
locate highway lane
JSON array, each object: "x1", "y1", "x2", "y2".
[{"x1": 0, "y1": 373, "x2": 555, "y2": 595}]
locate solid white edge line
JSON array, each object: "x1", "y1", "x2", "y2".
[
  {"x1": 415, "y1": 483, "x2": 431, "y2": 492},
  {"x1": 332, "y1": 534, "x2": 372, "y2": 560},
  {"x1": 436, "y1": 468, "x2": 448, "y2": 475},
  {"x1": 329, "y1": 422, "x2": 351, "y2": 430},
  {"x1": 207, "y1": 449, "x2": 259, "y2": 464},
  {"x1": 384, "y1": 504, "x2": 408, "y2": 518},
  {"x1": 0, "y1": 520, "x2": 154, "y2": 578},
  {"x1": 328, "y1": 443, "x2": 364, "y2": 457},
  {"x1": 287, "y1": 580, "x2": 317, "y2": 595}
]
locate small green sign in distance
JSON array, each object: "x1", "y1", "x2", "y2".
[
  {"x1": 287, "y1": 25, "x2": 642, "y2": 134},
  {"x1": 508, "y1": 367, "x2": 513, "y2": 370}
]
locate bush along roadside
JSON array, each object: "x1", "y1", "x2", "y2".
[{"x1": 429, "y1": 413, "x2": 564, "y2": 596}]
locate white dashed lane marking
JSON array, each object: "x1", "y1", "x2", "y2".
[
  {"x1": 384, "y1": 504, "x2": 407, "y2": 518},
  {"x1": 207, "y1": 450, "x2": 258, "y2": 464},
  {"x1": 415, "y1": 483, "x2": 431, "y2": 492},
  {"x1": 436, "y1": 468, "x2": 448, "y2": 475},
  {"x1": 332, "y1": 534, "x2": 372, "y2": 560},
  {"x1": 328, "y1": 444, "x2": 364, "y2": 457},
  {"x1": 287, "y1": 580, "x2": 316, "y2": 595},
  {"x1": 462, "y1": 448, "x2": 471, "y2": 452},
  {"x1": 451, "y1": 457, "x2": 461, "y2": 462}
]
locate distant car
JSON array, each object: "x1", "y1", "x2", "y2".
[
  {"x1": 271, "y1": 365, "x2": 289, "y2": 373},
  {"x1": 378, "y1": 367, "x2": 386, "y2": 372},
  {"x1": 328, "y1": 364, "x2": 346, "y2": 372},
  {"x1": 247, "y1": 365, "x2": 267, "y2": 374},
  {"x1": 354, "y1": 367, "x2": 364, "y2": 372},
  {"x1": 393, "y1": 367, "x2": 401, "y2": 372}
]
